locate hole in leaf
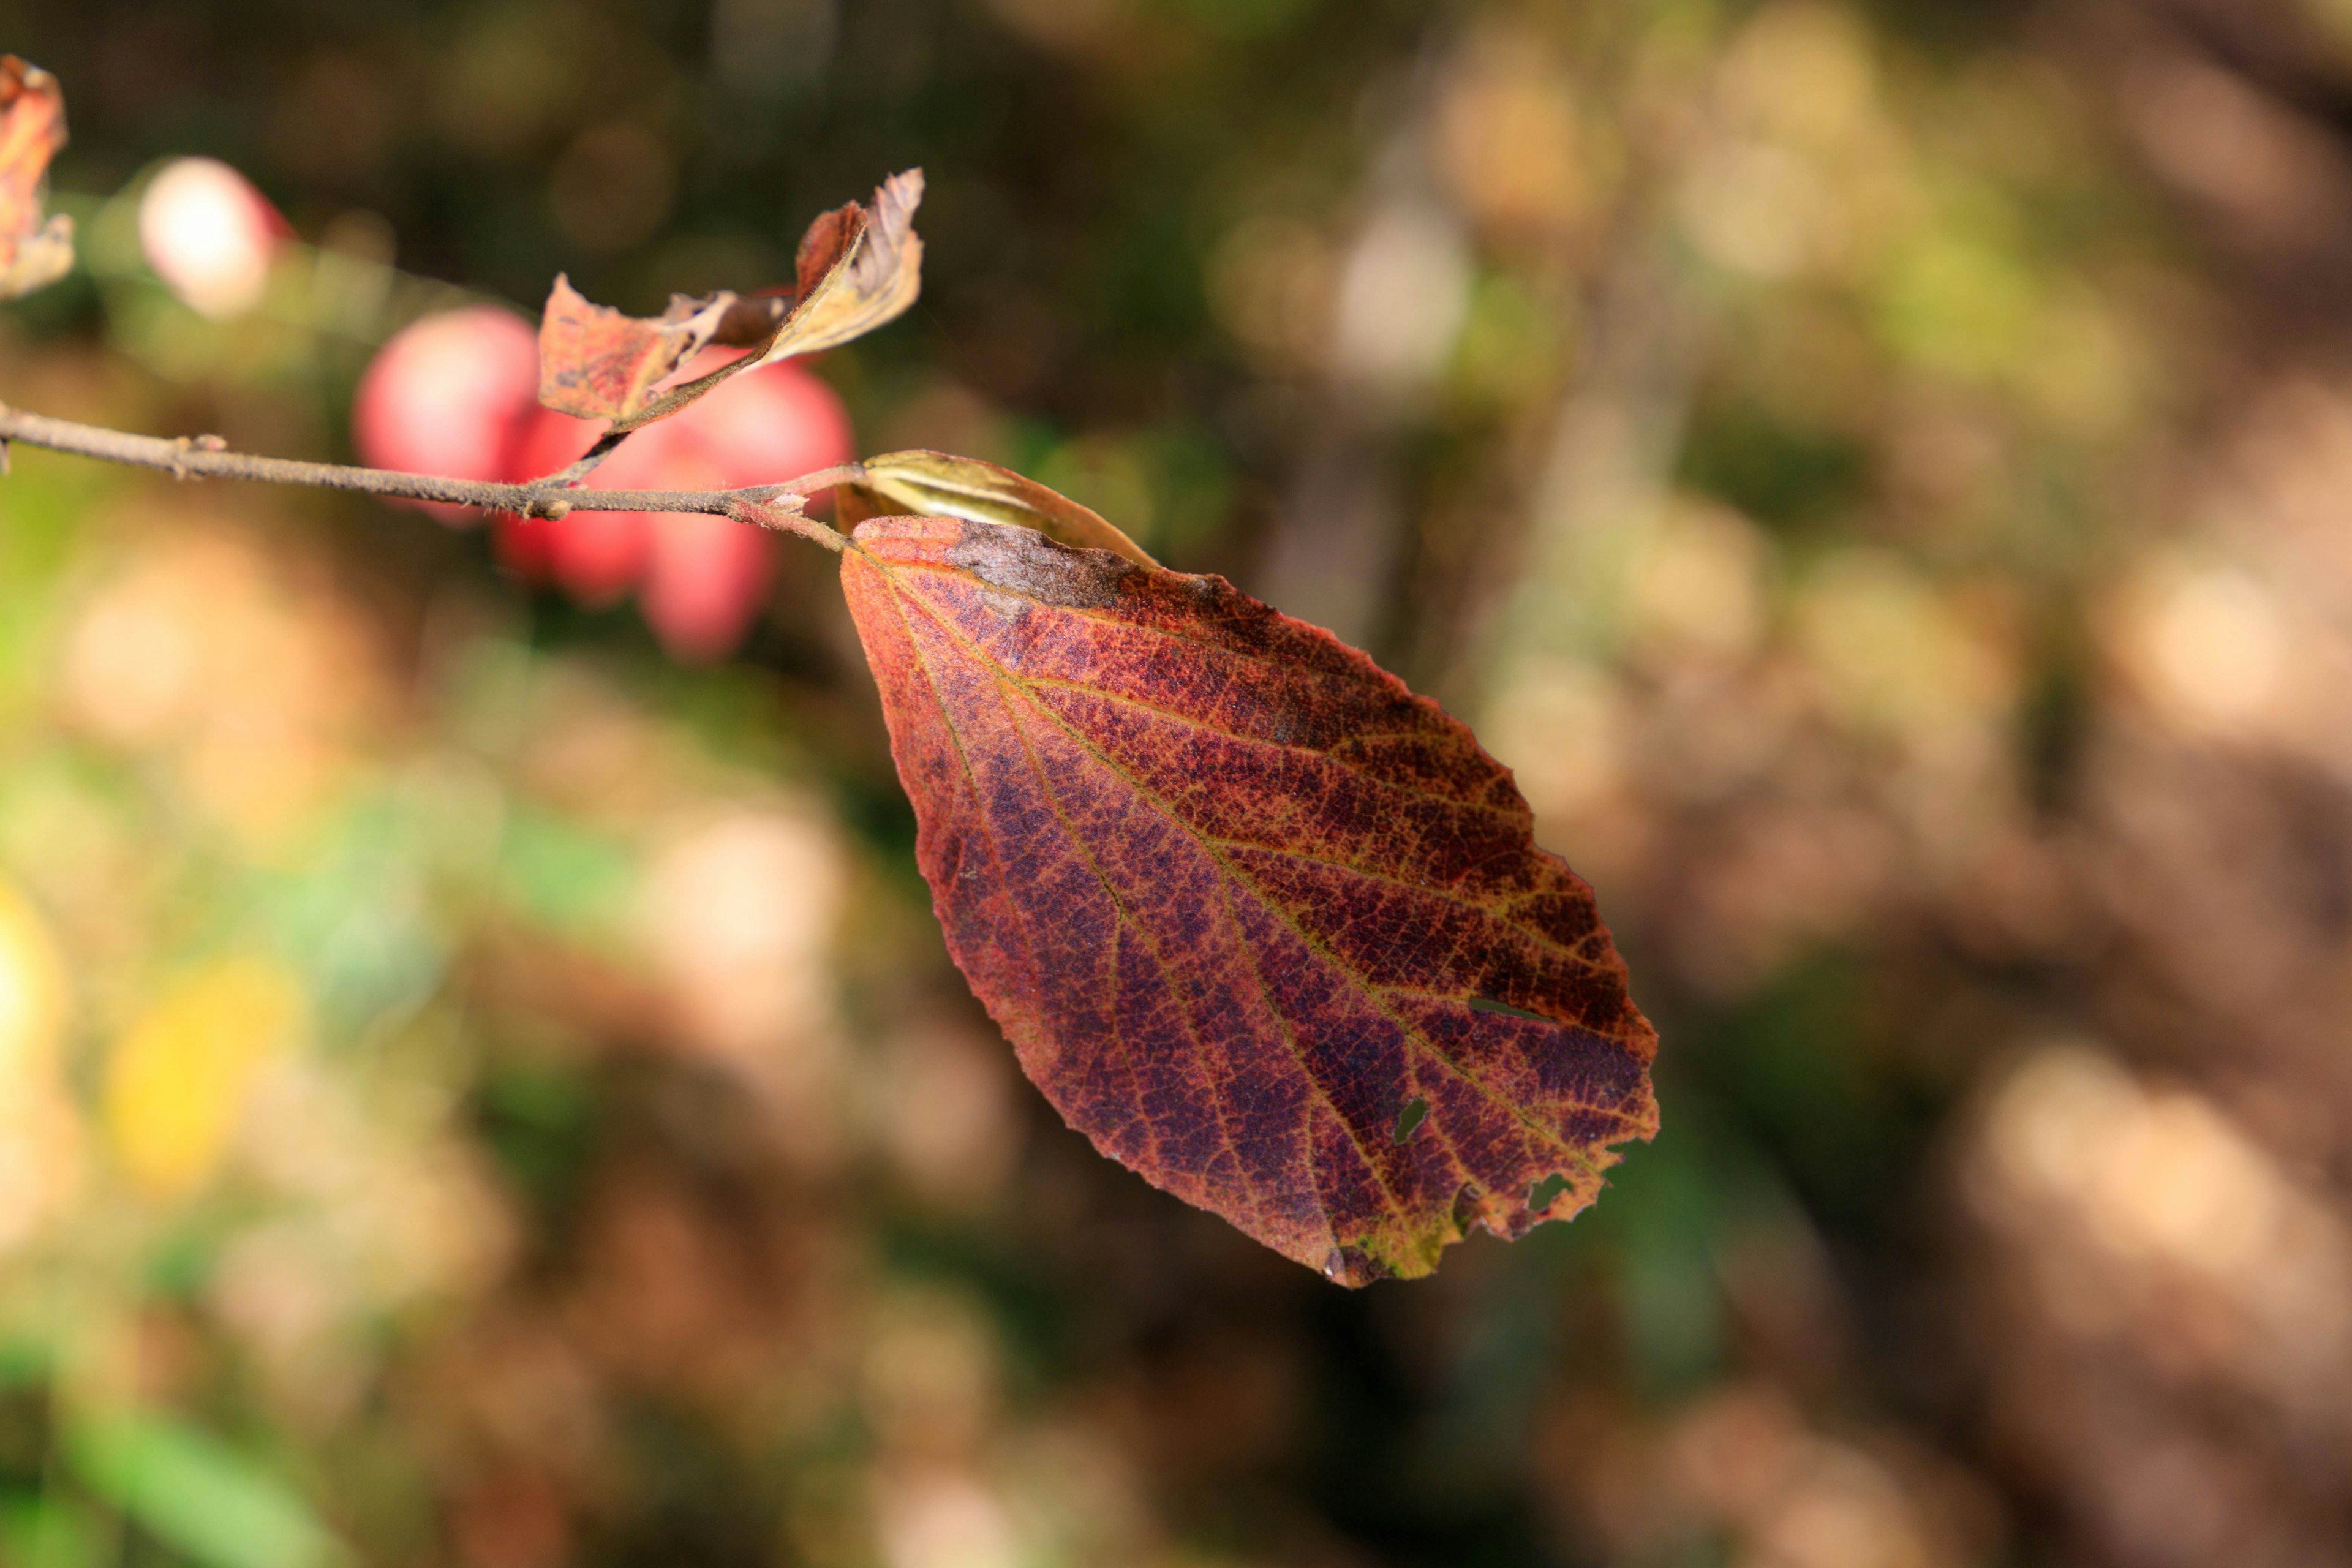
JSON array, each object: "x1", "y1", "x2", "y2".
[
  {"x1": 1528, "y1": 1172, "x2": 1572, "y2": 1213},
  {"x1": 1392, "y1": 1096, "x2": 1429, "y2": 1144},
  {"x1": 1468, "y1": 995, "x2": 1550, "y2": 1023}
]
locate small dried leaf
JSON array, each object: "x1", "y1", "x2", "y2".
[
  {"x1": 842, "y1": 514, "x2": 1659, "y2": 1284},
  {"x1": 537, "y1": 279, "x2": 756, "y2": 422},
  {"x1": 0, "y1": 57, "x2": 74, "y2": 301},
  {"x1": 755, "y1": 168, "x2": 925, "y2": 364},
  {"x1": 850, "y1": 449, "x2": 1158, "y2": 568},
  {"x1": 535, "y1": 170, "x2": 924, "y2": 434}
]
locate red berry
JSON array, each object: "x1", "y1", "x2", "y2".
[
  {"x1": 643, "y1": 511, "x2": 775, "y2": 663},
  {"x1": 500, "y1": 358, "x2": 854, "y2": 657},
  {"x1": 352, "y1": 307, "x2": 541, "y2": 526},
  {"x1": 668, "y1": 356, "x2": 856, "y2": 490}
]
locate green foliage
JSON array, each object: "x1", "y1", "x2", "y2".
[{"x1": 67, "y1": 1413, "x2": 336, "y2": 1568}]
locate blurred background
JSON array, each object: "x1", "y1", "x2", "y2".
[{"x1": 0, "y1": 0, "x2": 2347, "y2": 1563}]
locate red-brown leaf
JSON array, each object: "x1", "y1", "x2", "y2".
[
  {"x1": 0, "y1": 56, "x2": 74, "y2": 301},
  {"x1": 534, "y1": 277, "x2": 752, "y2": 423},
  {"x1": 840, "y1": 514, "x2": 1659, "y2": 1284}
]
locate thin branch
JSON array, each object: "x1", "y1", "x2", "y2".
[{"x1": 0, "y1": 401, "x2": 861, "y2": 551}]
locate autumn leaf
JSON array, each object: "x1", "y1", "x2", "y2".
[
  {"x1": 845, "y1": 449, "x2": 1158, "y2": 568},
  {"x1": 840, "y1": 513, "x2": 1658, "y2": 1284},
  {"x1": 104, "y1": 957, "x2": 304, "y2": 1197},
  {"x1": 761, "y1": 168, "x2": 924, "y2": 362},
  {"x1": 535, "y1": 278, "x2": 784, "y2": 423},
  {"x1": 0, "y1": 56, "x2": 74, "y2": 301},
  {"x1": 535, "y1": 170, "x2": 923, "y2": 432}
]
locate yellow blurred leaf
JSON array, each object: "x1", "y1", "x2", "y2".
[
  {"x1": 104, "y1": 959, "x2": 304, "y2": 1198},
  {"x1": 0, "y1": 879, "x2": 67, "y2": 1088},
  {"x1": 0, "y1": 880, "x2": 78, "y2": 1251}
]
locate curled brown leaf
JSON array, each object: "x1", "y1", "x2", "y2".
[
  {"x1": 758, "y1": 168, "x2": 925, "y2": 364},
  {"x1": 535, "y1": 279, "x2": 745, "y2": 423},
  {"x1": 533, "y1": 170, "x2": 925, "y2": 434},
  {"x1": 0, "y1": 57, "x2": 74, "y2": 301}
]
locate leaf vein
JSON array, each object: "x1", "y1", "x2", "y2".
[
  {"x1": 1018, "y1": 673, "x2": 1521, "y2": 818},
  {"x1": 981, "y1": 653, "x2": 1193, "y2": 1188},
  {"x1": 888, "y1": 559, "x2": 1423, "y2": 703},
  {"x1": 906, "y1": 580, "x2": 1376, "y2": 1247}
]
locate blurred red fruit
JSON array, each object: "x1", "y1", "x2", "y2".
[
  {"x1": 502, "y1": 409, "x2": 693, "y2": 605},
  {"x1": 355, "y1": 317, "x2": 853, "y2": 660},
  {"x1": 535, "y1": 502, "x2": 660, "y2": 607},
  {"x1": 500, "y1": 357, "x2": 854, "y2": 659},
  {"x1": 352, "y1": 307, "x2": 541, "y2": 526},
  {"x1": 138, "y1": 157, "x2": 288, "y2": 320},
  {"x1": 643, "y1": 513, "x2": 776, "y2": 663},
  {"x1": 652, "y1": 355, "x2": 858, "y2": 491}
]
